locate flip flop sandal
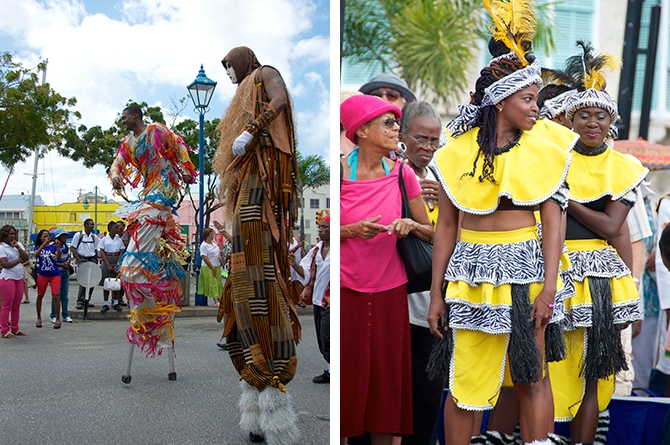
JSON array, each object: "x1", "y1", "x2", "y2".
[
  {"x1": 54, "y1": 322, "x2": 61, "y2": 329},
  {"x1": 12, "y1": 330, "x2": 27, "y2": 336},
  {"x1": 3, "y1": 332, "x2": 16, "y2": 338},
  {"x1": 35, "y1": 321, "x2": 42, "y2": 328},
  {"x1": 21, "y1": 300, "x2": 30, "y2": 304}
]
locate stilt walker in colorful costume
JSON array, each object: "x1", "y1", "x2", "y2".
[
  {"x1": 109, "y1": 104, "x2": 196, "y2": 382},
  {"x1": 212, "y1": 46, "x2": 300, "y2": 445},
  {"x1": 547, "y1": 41, "x2": 646, "y2": 445},
  {"x1": 426, "y1": 1, "x2": 577, "y2": 444}
]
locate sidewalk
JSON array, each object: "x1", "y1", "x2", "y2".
[{"x1": 52, "y1": 274, "x2": 313, "y2": 320}]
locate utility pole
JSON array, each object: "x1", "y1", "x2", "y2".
[{"x1": 26, "y1": 58, "x2": 48, "y2": 241}]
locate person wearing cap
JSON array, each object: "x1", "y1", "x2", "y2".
[
  {"x1": 289, "y1": 211, "x2": 330, "y2": 384},
  {"x1": 340, "y1": 94, "x2": 433, "y2": 444},
  {"x1": 50, "y1": 228, "x2": 73, "y2": 324},
  {"x1": 359, "y1": 73, "x2": 417, "y2": 110},
  {"x1": 547, "y1": 41, "x2": 647, "y2": 444}
]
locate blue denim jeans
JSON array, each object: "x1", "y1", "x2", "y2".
[{"x1": 50, "y1": 268, "x2": 70, "y2": 319}]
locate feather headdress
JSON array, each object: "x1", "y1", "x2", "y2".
[
  {"x1": 564, "y1": 40, "x2": 622, "y2": 91},
  {"x1": 484, "y1": 0, "x2": 537, "y2": 66},
  {"x1": 563, "y1": 41, "x2": 622, "y2": 123}
]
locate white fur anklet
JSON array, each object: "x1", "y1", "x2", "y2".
[
  {"x1": 239, "y1": 380, "x2": 262, "y2": 436},
  {"x1": 258, "y1": 385, "x2": 300, "y2": 445}
]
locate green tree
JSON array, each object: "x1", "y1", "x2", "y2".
[
  {"x1": 0, "y1": 52, "x2": 80, "y2": 169},
  {"x1": 343, "y1": 0, "x2": 558, "y2": 107},
  {"x1": 296, "y1": 152, "x2": 330, "y2": 240}
]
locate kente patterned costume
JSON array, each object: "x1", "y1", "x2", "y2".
[
  {"x1": 546, "y1": 41, "x2": 647, "y2": 422},
  {"x1": 433, "y1": 115, "x2": 576, "y2": 410},
  {"x1": 109, "y1": 122, "x2": 196, "y2": 357},
  {"x1": 213, "y1": 47, "x2": 300, "y2": 445}
]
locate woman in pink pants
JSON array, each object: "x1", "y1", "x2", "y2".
[{"x1": 0, "y1": 225, "x2": 30, "y2": 338}]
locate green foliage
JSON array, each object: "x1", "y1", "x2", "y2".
[
  {"x1": 297, "y1": 151, "x2": 330, "y2": 192},
  {"x1": 0, "y1": 52, "x2": 80, "y2": 169},
  {"x1": 343, "y1": 0, "x2": 559, "y2": 106}
]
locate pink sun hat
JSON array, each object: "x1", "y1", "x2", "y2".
[{"x1": 340, "y1": 94, "x2": 402, "y2": 143}]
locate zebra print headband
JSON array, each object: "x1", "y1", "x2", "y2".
[
  {"x1": 539, "y1": 90, "x2": 578, "y2": 120},
  {"x1": 565, "y1": 88, "x2": 619, "y2": 123},
  {"x1": 447, "y1": 53, "x2": 542, "y2": 139}
]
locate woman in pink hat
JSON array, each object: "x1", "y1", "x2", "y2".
[{"x1": 340, "y1": 94, "x2": 433, "y2": 444}]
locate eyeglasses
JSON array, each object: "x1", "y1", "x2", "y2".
[
  {"x1": 379, "y1": 117, "x2": 400, "y2": 128},
  {"x1": 405, "y1": 133, "x2": 442, "y2": 150},
  {"x1": 370, "y1": 88, "x2": 402, "y2": 102}
]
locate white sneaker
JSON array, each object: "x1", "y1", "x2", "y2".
[
  {"x1": 63, "y1": 316, "x2": 73, "y2": 323},
  {"x1": 50, "y1": 317, "x2": 56, "y2": 323}
]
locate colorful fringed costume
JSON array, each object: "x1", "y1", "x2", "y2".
[
  {"x1": 109, "y1": 122, "x2": 196, "y2": 357},
  {"x1": 213, "y1": 47, "x2": 300, "y2": 445}
]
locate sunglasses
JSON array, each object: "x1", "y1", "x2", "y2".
[
  {"x1": 379, "y1": 117, "x2": 400, "y2": 128},
  {"x1": 405, "y1": 134, "x2": 442, "y2": 150},
  {"x1": 370, "y1": 88, "x2": 402, "y2": 101}
]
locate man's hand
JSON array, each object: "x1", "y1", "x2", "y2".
[
  {"x1": 232, "y1": 131, "x2": 253, "y2": 156},
  {"x1": 112, "y1": 176, "x2": 124, "y2": 190},
  {"x1": 183, "y1": 172, "x2": 193, "y2": 184}
]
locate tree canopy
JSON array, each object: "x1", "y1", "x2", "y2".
[
  {"x1": 343, "y1": 0, "x2": 558, "y2": 107},
  {"x1": 0, "y1": 52, "x2": 80, "y2": 169}
]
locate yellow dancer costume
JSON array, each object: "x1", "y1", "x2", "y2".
[
  {"x1": 547, "y1": 41, "x2": 647, "y2": 422},
  {"x1": 548, "y1": 148, "x2": 647, "y2": 421},
  {"x1": 432, "y1": 121, "x2": 577, "y2": 410}
]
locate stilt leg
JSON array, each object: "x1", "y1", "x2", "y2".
[
  {"x1": 122, "y1": 343, "x2": 134, "y2": 384},
  {"x1": 168, "y1": 344, "x2": 176, "y2": 380}
]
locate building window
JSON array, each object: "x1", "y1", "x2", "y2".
[
  {"x1": 70, "y1": 213, "x2": 77, "y2": 222},
  {"x1": 310, "y1": 199, "x2": 320, "y2": 209},
  {"x1": 326, "y1": 198, "x2": 330, "y2": 208}
]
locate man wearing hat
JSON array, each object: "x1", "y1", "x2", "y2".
[
  {"x1": 290, "y1": 211, "x2": 330, "y2": 384},
  {"x1": 359, "y1": 73, "x2": 417, "y2": 110}
]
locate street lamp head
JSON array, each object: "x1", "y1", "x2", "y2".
[
  {"x1": 82, "y1": 197, "x2": 89, "y2": 210},
  {"x1": 187, "y1": 64, "x2": 217, "y2": 114}
]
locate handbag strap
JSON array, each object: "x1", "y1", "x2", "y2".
[{"x1": 398, "y1": 162, "x2": 411, "y2": 219}]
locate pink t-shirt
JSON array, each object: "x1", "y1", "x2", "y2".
[{"x1": 341, "y1": 160, "x2": 421, "y2": 293}]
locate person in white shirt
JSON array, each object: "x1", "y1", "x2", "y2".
[
  {"x1": 289, "y1": 213, "x2": 330, "y2": 383},
  {"x1": 99, "y1": 221, "x2": 126, "y2": 312},
  {"x1": 71, "y1": 219, "x2": 99, "y2": 309},
  {"x1": 0, "y1": 224, "x2": 30, "y2": 338},
  {"x1": 198, "y1": 227, "x2": 224, "y2": 305}
]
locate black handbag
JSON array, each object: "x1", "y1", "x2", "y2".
[{"x1": 397, "y1": 163, "x2": 433, "y2": 294}]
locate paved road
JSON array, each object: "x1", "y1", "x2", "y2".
[{"x1": 1, "y1": 283, "x2": 330, "y2": 444}]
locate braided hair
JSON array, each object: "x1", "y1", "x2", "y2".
[{"x1": 465, "y1": 55, "x2": 526, "y2": 184}]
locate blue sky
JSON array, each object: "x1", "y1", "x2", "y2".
[{"x1": 0, "y1": 0, "x2": 331, "y2": 205}]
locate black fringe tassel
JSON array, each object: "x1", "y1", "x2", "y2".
[
  {"x1": 426, "y1": 303, "x2": 453, "y2": 380},
  {"x1": 583, "y1": 277, "x2": 628, "y2": 380},
  {"x1": 545, "y1": 322, "x2": 566, "y2": 362},
  {"x1": 509, "y1": 284, "x2": 542, "y2": 384}
]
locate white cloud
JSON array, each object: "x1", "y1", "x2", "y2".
[{"x1": 0, "y1": 0, "x2": 329, "y2": 205}]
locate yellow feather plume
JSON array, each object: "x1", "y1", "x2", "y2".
[
  {"x1": 484, "y1": 0, "x2": 537, "y2": 66},
  {"x1": 583, "y1": 53, "x2": 622, "y2": 90}
]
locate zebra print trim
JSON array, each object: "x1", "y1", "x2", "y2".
[
  {"x1": 539, "y1": 90, "x2": 578, "y2": 120},
  {"x1": 446, "y1": 236, "x2": 545, "y2": 286},
  {"x1": 566, "y1": 248, "x2": 630, "y2": 282},
  {"x1": 468, "y1": 412, "x2": 609, "y2": 444},
  {"x1": 548, "y1": 182, "x2": 570, "y2": 211},
  {"x1": 447, "y1": 55, "x2": 542, "y2": 139},
  {"x1": 563, "y1": 300, "x2": 642, "y2": 330}
]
